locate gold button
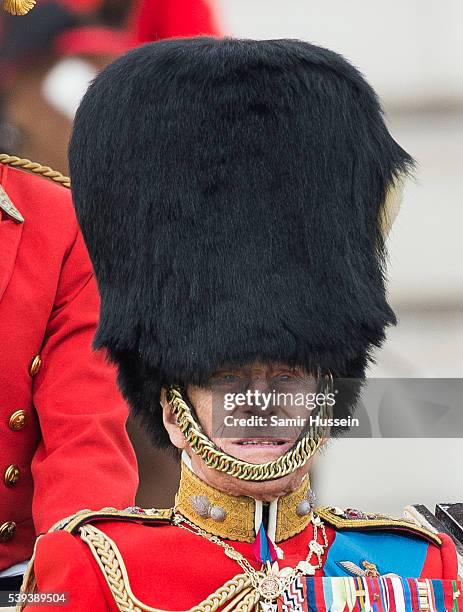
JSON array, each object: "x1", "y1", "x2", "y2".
[
  {"x1": 29, "y1": 354, "x2": 42, "y2": 377},
  {"x1": 8, "y1": 409, "x2": 27, "y2": 431},
  {"x1": 0, "y1": 521, "x2": 16, "y2": 542},
  {"x1": 4, "y1": 465, "x2": 20, "y2": 487}
]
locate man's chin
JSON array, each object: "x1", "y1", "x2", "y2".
[{"x1": 188, "y1": 443, "x2": 312, "y2": 502}]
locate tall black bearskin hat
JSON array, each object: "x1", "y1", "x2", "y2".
[{"x1": 70, "y1": 37, "x2": 412, "y2": 447}]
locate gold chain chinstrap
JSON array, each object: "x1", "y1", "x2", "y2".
[{"x1": 167, "y1": 381, "x2": 330, "y2": 482}]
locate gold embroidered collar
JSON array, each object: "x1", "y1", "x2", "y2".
[{"x1": 175, "y1": 462, "x2": 313, "y2": 543}]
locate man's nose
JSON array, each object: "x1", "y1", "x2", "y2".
[
  {"x1": 241, "y1": 378, "x2": 280, "y2": 417},
  {"x1": 246, "y1": 376, "x2": 271, "y2": 394}
]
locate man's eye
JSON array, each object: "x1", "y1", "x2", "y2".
[
  {"x1": 273, "y1": 372, "x2": 298, "y2": 384},
  {"x1": 274, "y1": 373, "x2": 296, "y2": 382},
  {"x1": 220, "y1": 374, "x2": 240, "y2": 382},
  {"x1": 212, "y1": 373, "x2": 241, "y2": 383}
]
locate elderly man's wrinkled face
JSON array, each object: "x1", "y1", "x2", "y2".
[{"x1": 161, "y1": 362, "x2": 323, "y2": 500}]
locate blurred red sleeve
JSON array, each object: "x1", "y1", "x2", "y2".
[{"x1": 31, "y1": 227, "x2": 139, "y2": 533}]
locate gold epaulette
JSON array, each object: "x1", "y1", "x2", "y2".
[
  {"x1": 317, "y1": 506, "x2": 442, "y2": 546},
  {"x1": 0, "y1": 154, "x2": 71, "y2": 188},
  {"x1": 50, "y1": 506, "x2": 173, "y2": 535}
]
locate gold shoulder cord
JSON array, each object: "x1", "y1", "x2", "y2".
[{"x1": 0, "y1": 154, "x2": 71, "y2": 188}]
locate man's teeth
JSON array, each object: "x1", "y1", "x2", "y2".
[{"x1": 238, "y1": 440, "x2": 283, "y2": 446}]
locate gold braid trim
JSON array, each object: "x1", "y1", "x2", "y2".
[
  {"x1": 0, "y1": 154, "x2": 70, "y2": 188},
  {"x1": 51, "y1": 507, "x2": 173, "y2": 535},
  {"x1": 80, "y1": 524, "x2": 259, "y2": 611},
  {"x1": 317, "y1": 507, "x2": 442, "y2": 546},
  {"x1": 167, "y1": 385, "x2": 328, "y2": 482}
]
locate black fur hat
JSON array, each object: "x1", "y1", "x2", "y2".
[{"x1": 70, "y1": 37, "x2": 412, "y2": 446}]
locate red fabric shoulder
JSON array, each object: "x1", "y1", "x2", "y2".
[
  {"x1": 1, "y1": 165, "x2": 76, "y2": 239},
  {"x1": 1, "y1": 165, "x2": 71, "y2": 208}
]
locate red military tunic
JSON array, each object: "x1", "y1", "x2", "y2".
[
  {"x1": 23, "y1": 517, "x2": 458, "y2": 611},
  {"x1": 0, "y1": 163, "x2": 138, "y2": 572},
  {"x1": 21, "y1": 464, "x2": 460, "y2": 611}
]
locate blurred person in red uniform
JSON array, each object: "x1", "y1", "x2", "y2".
[
  {"x1": 58, "y1": 0, "x2": 222, "y2": 42},
  {"x1": 0, "y1": 6, "x2": 137, "y2": 592},
  {"x1": 0, "y1": 0, "x2": 222, "y2": 175},
  {"x1": 0, "y1": 0, "x2": 133, "y2": 174},
  {"x1": 0, "y1": 157, "x2": 139, "y2": 593}
]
